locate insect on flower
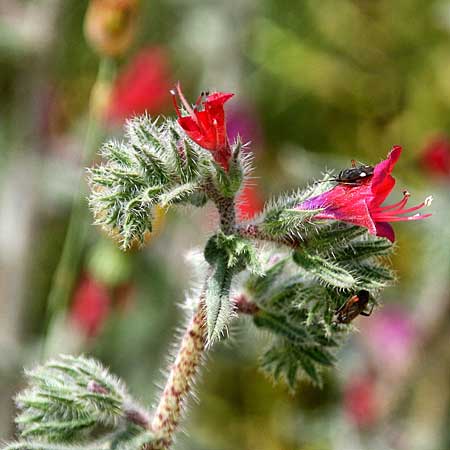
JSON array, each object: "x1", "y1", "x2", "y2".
[
  {"x1": 297, "y1": 146, "x2": 433, "y2": 242},
  {"x1": 317, "y1": 160, "x2": 375, "y2": 186},
  {"x1": 333, "y1": 160, "x2": 375, "y2": 185},
  {"x1": 335, "y1": 289, "x2": 373, "y2": 324}
]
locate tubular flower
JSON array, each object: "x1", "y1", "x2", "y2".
[
  {"x1": 171, "y1": 83, "x2": 234, "y2": 170},
  {"x1": 297, "y1": 146, "x2": 432, "y2": 242}
]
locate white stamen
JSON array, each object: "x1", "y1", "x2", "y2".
[
  {"x1": 359, "y1": 172, "x2": 366, "y2": 177},
  {"x1": 424, "y1": 195, "x2": 433, "y2": 207}
]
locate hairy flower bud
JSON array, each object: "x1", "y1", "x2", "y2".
[{"x1": 84, "y1": 0, "x2": 139, "y2": 57}]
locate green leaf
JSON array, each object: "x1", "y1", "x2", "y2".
[
  {"x1": 159, "y1": 182, "x2": 199, "y2": 207},
  {"x1": 205, "y1": 257, "x2": 235, "y2": 346},
  {"x1": 245, "y1": 257, "x2": 288, "y2": 300},
  {"x1": 204, "y1": 232, "x2": 261, "y2": 274},
  {"x1": 2, "y1": 442, "x2": 104, "y2": 450},
  {"x1": 259, "y1": 208, "x2": 319, "y2": 239},
  {"x1": 111, "y1": 427, "x2": 156, "y2": 450},
  {"x1": 260, "y1": 340, "x2": 324, "y2": 388},
  {"x1": 254, "y1": 311, "x2": 308, "y2": 344},
  {"x1": 303, "y1": 223, "x2": 367, "y2": 253},
  {"x1": 333, "y1": 238, "x2": 393, "y2": 262},
  {"x1": 346, "y1": 262, "x2": 395, "y2": 289},
  {"x1": 293, "y1": 251, "x2": 356, "y2": 289}
]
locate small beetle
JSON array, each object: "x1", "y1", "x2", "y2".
[
  {"x1": 334, "y1": 289, "x2": 374, "y2": 324},
  {"x1": 316, "y1": 160, "x2": 374, "y2": 186},
  {"x1": 332, "y1": 160, "x2": 374, "y2": 185}
]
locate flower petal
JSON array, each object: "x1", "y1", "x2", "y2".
[
  {"x1": 370, "y1": 146, "x2": 402, "y2": 206},
  {"x1": 205, "y1": 92, "x2": 234, "y2": 106},
  {"x1": 375, "y1": 222, "x2": 395, "y2": 242}
]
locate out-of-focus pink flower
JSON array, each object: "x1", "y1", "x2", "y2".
[
  {"x1": 70, "y1": 275, "x2": 111, "y2": 338},
  {"x1": 226, "y1": 105, "x2": 264, "y2": 152},
  {"x1": 297, "y1": 146, "x2": 433, "y2": 242},
  {"x1": 237, "y1": 182, "x2": 264, "y2": 219},
  {"x1": 362, "y1": 307, "x2": 418, "y2": 376},
  {"x1": 420, "y1": 136, "x2": 450, "y2": 177},
  {"x1": 343, "y1": 372, "x2": 378, "y2": 428},
  {"x1": 107, "y1": 47, "x2": 172, "y2": 123},
  {"x1": 172, "y1": 83, "x2": 234, "y2": 170}
]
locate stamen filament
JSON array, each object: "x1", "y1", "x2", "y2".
[
  {"x1": 374, "y1": 213, "x2": 432, "y2": 222},
  {"x1": 375, "y1": 199, "x2": 430, "y2": 217},
  {"x1": 175, "y1": 82, "x2": 199, "y2": 125},
  {"x1": 378, "y1": 190, "x2": 410, "y2": 212},
  {"x1": 170, "y1": 89, "x2": 182, "y2": 119}
]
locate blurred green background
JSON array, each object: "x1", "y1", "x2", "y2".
[{"x1": 1, "y1": 1, "x2": 450, "y2": 449}]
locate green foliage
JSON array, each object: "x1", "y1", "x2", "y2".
[
  {"x1": 293, "y1": 223, "x2": 395, "y2": 292},
  {"x1": 244, "y1": 221, "x2": 395, "y2": 388},
  {"x1": 2, "y1": 442, "x2": 104, "y2": 450},
  {"x1": 204, "y1": 231, "x2": 261, "y2": 274},
  {"x1": 253, "y1": 176, "x2": 335, "y2": 240},
  {"x1": 88, "y1": 116, "x2": 213, "y2": 249},
  {"x1": 110, "y1": 427, "x2": 155, "y2": 450},
  {"x1": 14, "y1": 355, "x2": 147, "y2": 444},
  {"x1": 249, "y1": 268, "x2": 341, "y2": 388},
  {"x1": 212, "y1": 140, "x2": 249, "y2": 198},
  {"x1": 204, "y1": 232, "x2": 261, "y2": 345},
  {"x1": 204, "y1": 256, "x2": 235, "y2": 346}
]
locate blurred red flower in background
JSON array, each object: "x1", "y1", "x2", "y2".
[
  {"x1": 297, "y1": 146, "x2": 432, "y2": 242},
  {"x1": 70, "y1": 274, "x2": 135, "y2": 338},
  {"x1": 343, "y1": 372, "x2": 379, "y2": 429},
  {"x1": 172, "y1": 83, "x2": 234, "y2": 170},
  {"x1": 107, "y1": 47, "x2": 172, "y2": 123},
  {"x1": 237, "y1": 183, "x2": 264, "y2": 220},
  {"x1": 70, "y1": 275, "x2": 111, "y2": 338},
  {"x1": 420, "y1": 136, "x2": 450, "y2": 178}
]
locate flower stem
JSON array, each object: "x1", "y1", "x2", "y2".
[
  {"x1": 44, "y1": 58, "x2": 115, "y2": 346},
  {"x1": 149, "y1": 299, "x2": 206, "y2": 449}
]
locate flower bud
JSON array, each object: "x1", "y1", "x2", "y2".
[{"x1": 84, "y1": 0, "x2": 139, "y2": 57}]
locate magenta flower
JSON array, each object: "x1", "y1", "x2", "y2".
[
  {"x1": 297, "y1": 146, "x2": 432, "y2": 242},
  {"x1": 362, "y1": 307, "x2": 418, "y2": 376},
  {"x1": 171, "y1": 83, "x2": 234, "y2": 170}
]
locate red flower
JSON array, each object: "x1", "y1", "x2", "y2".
[
  {"x1": 343, "y1": 372, "x2": 378, "y2": 428},
  {"x1": 420, "y1": 136, "x2": 450, "y2": 177},
  {"x1": 171, "y1": 83, "x2": 234, "y2": 170},
  {"x1": 70, "y1": 275, "x2": 111, "y2": 338},
  {"x1": 297, "y1": 146, "x2": 432, "y2": 242},
  {"x1": 237, "y1": 182, "x2": 264, "y2": 219},
  {"x1": 107, "y1": 47, "x2": 172, "y2": 123}
]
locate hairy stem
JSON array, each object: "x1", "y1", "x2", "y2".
[
  {"x1": 204, "y1": 181, "x2": 236, "y2": 235},
  {"x1": 148, "y1": 183, "x2": 238, "y2": 448},
  {"x1": 238, "y1": 223, "x2": 299, "y2": 248},
  {"x1": 149, "y1": 299, "x2": 206, "y2": 449}
]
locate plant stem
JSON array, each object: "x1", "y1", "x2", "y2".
[
  {"x1": 149, "y1": 298, "x2": 206, "y2": 449},
  {"x1": 149, "y1": 185, "x2": 239, "y2": 448},
  {"x1": 238, "y1": 223, "x2": 299, "y2": 248},
  {"x1": 44, "y1": 58, "x2": 115, "y2": 341}
]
